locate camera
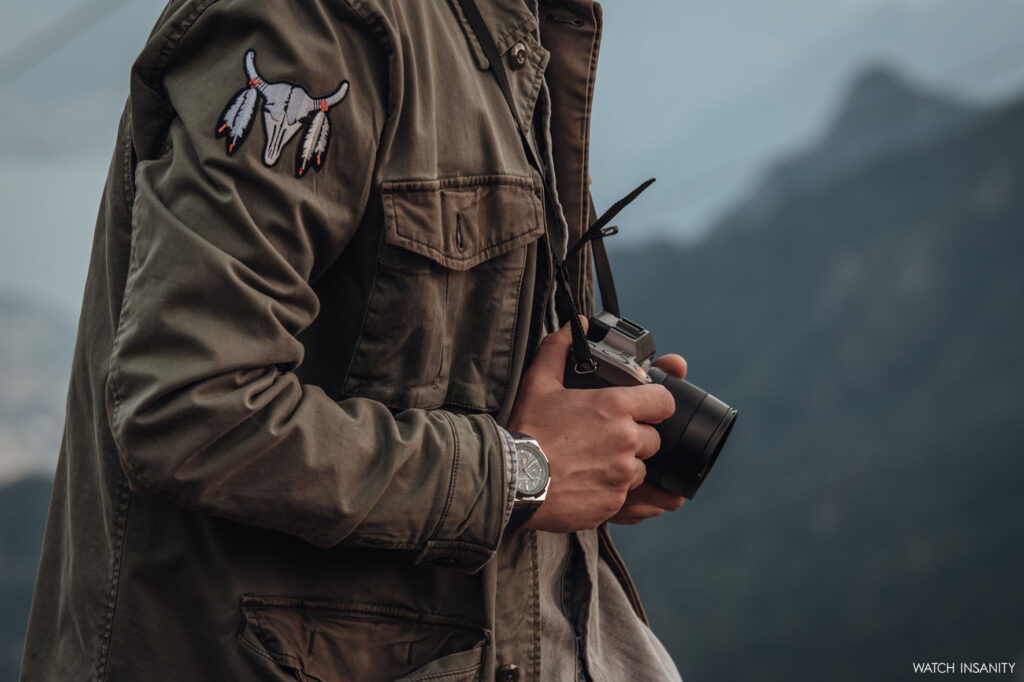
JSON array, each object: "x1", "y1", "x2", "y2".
[{"x1": 563, "y1": 311, "x2": 738, "y2": 499}]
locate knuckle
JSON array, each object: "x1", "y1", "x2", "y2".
[
  {"x1": 641, "y1": 426, "x2": 661, "y2": 454},
  {"x1": 613, "y1": 457, "x2": 635, "y2": 485},
  {"x1": 608, "y1": 468, "x2": 628, "y2": 489},
  {"x1": 600, "y1": 390, "x2": 626, "y2": 416},
  {"x1": 603, "y1": 497, "x2": 624, "y2": 520},
  {"x1": 620, "y1": 428, "x2": 641, "y2": 454}
]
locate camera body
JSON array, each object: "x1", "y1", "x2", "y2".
[{"x1": 563, "y1": 311, "x2": 737, "y2": 499}]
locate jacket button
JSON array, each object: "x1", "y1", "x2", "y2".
[
  {"x1": 509, "y1": 42, "x2": 527, "y2": 70},
  {"x1": 496, "y1": 664, "x2": 520, "y2": 681}
]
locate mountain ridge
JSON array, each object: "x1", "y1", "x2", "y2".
[
  {"x1": 605, "y1": 81, "x2": 1024, "y2": 680},
  {"x1": 721, "y1": 63, "x2": 978, "y2": 232}
]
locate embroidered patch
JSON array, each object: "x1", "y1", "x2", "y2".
[{"x1": 216, "y1": 49, "x2": 349, "y2": 178}]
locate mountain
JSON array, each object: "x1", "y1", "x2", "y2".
[
  {"x1": 0, "y1": 294, "x2": 75, "y2": 484},
  {"x1": 734, "y1": 65, "x2": 977, "y2": 220},
  {"x1": 592, "y1": 0, "x2": 1024, "y2": 241},
  {"x1": 605, "y1": 74, "x2": 1024, "y2": 679}
]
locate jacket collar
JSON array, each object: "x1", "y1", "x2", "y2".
[{"x1": 447, "y1": 0, "x2": 539, "y2": 70}]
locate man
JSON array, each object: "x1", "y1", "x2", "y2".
[{"x1": 22, "y1": 0, "x2": 689, "y2": 679}]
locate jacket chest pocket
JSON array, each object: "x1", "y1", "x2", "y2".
[{"x1": 343, "y1": 175, "x2": 544, "y2": 412}]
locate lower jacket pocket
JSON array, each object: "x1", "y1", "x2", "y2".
[
  {"x1": 397, "y1": 645, "x2": 483, "y2": 681},
  {"x1": 238, "y1": 595, "x2": 487, "y2": 682}
]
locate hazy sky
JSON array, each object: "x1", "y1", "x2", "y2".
[
  {"x1": 597, "y1": 0, "x2": 899, "y2": 133},
  {"x1": 2, "y1": 0, "x2": 1021, "y2": 315}
]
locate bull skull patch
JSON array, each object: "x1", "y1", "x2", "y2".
[{"x1": 216, "y1": 49, "x2": 349, "y2": 178}]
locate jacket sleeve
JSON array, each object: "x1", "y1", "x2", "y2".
[{"x1": 105, "y1": 0, "x2": 516, "y2": 573}]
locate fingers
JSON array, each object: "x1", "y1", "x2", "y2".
[
  {"x1": 605, "y1": 384, "x2": 675, "y2": 424},
  {"x1": 525, "y1": 317, "x2": 588, "y2": 389},
  {"x1": 609, "y1": 483, "x2": 686, "y2": 525},
  {"x1": 635, "y1": 424, "x2": 661, "y2": 460},
  {"x1": 628, "y1": 458, "x2": 647, "y2": 490},
  {"x1": 609, "y1": 503, "x2": 665, "y2": 525},
  {"x1": 652, "y1": 353, "x2": 687, "y2": 380},
  {"x1": 625, "y1": 482, "x2": 685, "y2": 511}
]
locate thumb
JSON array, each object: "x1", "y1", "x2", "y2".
[{"x1": 525, "y1": 316, "x2": 588, "y2": 387}]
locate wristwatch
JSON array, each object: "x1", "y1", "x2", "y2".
[{"x1": 507, "y1": 432, "x2": 550, "y2": 530}]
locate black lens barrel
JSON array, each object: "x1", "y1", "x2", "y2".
[{"x1": 645, "y1": 367, "x2": 738, "y2": 499}]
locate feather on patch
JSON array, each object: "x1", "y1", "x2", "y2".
[
  {"x1": 298, "y1": 108, "x2": 331, "y2": 177},
  {"x1": 218, "y1": 87, "x2": 259, "y2": 153}
]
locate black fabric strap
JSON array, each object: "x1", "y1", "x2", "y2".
[
  {"x1": 456, "y1": 0, "x2": 594, "y2": 370},
  {"x1": 567, "y1": 178, "x2": 656, "y2": 319},
  {"x1": 568, "y1": 178, "x2": 655, "y2": 257},
  {"x1": 590, "y1": 234, "x2": 619, "y2": 318}
]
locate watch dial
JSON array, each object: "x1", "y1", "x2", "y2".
[{"x1": 516, "y1": 443, "x2": 549, "y2": 496}]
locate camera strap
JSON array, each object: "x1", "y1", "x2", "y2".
[
  {"x1": 567, "y1": 178, "x2": 656, "y2": 319},
  {"x1": 455, "y1": 0, "x2": 596, "y2": 371}
]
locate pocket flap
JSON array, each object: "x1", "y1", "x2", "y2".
[{"x1": 382, "y1": 175, "x2": 544, "y2": 271}]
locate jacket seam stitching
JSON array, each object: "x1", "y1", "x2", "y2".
[
  {"x1": 238, "y1": 630, "x2": 278, "y2": 664},
  {"x1": 430, "y1": 411, "x2": 461, "y2": 542},
  {"x1": 490, "y1": 420, "x2": 517, "y2": 538},
  {"x1": 506, "y1": 216, "x2": 530, "y2": 389},
  {"x1": 146, "y1": 0, "x2": 218, "y2": 94},
  {"x1": 389, "y1": 221, "x2": 542, "y2": 266},
  {"x1": 94, "y1": 484, "x2": 132, "y2": 681},
  {"x1": 120, "y1": 111, "x2": 136, "y2": 209},
  {"x1": 241, "y1": 598, "x2": 488, "y2": 633},
  {"x1": 240, "y1": 622, "x2": 323, "y2": 682},
  {"x1": 408, "y1": 662, "x2": 482, "y2": 681},
  {"x1": 382, "y1": 173, "x2": 535, "y2": 191},
  {"x1": 335, "y1": 392, "x2": 498, "y2": 413},
  {"x1": 578, "y1": 11, "x2": 600, "y2": 300},
  {"x1": 340, "y1": 537, "x2": 491, "y2": 556},
  {"x1": 493, "y1": 14, "x2": 535, "y2": 55},
  {"x1": 381, "y1": 179, "x2": 542, "y2": 266},
  {"x1": 518, "y1": 37, "x2": 548, "y2": 130},
  {"x1": 251, "y1": 609, "x2": 316, "y2": 681}
]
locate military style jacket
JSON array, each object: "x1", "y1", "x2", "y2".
[{"x1": 21, "y1": 0, "x2": 657, "y2": 680}]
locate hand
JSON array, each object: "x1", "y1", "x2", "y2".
[
  {"x1": 609, "y1": 354, "x2": 688, "y2": 525},
  {"x1": 507, "y1": 318, "x2": 675, "y2": 533}
]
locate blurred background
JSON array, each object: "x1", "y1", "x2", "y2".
[{"x1": 1, "y1": 0, "x2": 1023, "y2": 679}]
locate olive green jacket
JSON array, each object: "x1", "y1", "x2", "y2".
[{"x1": 20, "y1": 0, "x2": 638, "y2": 680}]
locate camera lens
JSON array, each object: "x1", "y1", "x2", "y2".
[{"x1": 644, "y1": 367, "x2": 738, "y2": 499}]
